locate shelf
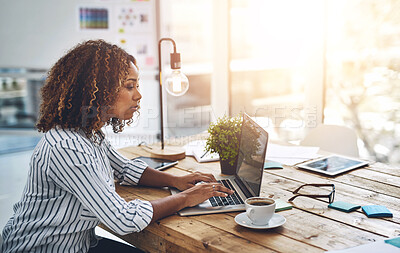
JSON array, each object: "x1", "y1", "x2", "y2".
[
  {"x1": 0, "y1": 72, "x2": 47, "y2": 81},
  {"x1": 0, "y1": 90, "x2": 26, "y2": 99}
]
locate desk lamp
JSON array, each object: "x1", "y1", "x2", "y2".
[{"x1": 146, "y1": 38, "x2": 189, "y2": 160}]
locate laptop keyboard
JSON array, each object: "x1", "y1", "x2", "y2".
[{"x1": 208, "y1": 179, "x2": 245, "y2": 207}]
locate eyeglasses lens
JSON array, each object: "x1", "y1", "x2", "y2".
[{"x1": 296, "y1": 185, "x2": 335, "y2": 203}]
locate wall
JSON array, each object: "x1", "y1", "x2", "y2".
[{"x1": 0, "y1": 0, "x2": 161, "y2": 145}]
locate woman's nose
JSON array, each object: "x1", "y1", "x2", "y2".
[{"x1": 134, "y1": 90, "x2": 142, "y2": 101}]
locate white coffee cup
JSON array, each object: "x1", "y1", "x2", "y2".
[{"x1": 245, "y1": 197, "x2": 276, "y2": 225}]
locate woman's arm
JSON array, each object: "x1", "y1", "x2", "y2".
[
  {"x1": 105, "y1": 140, "x2": 233, "y2": 222},
  {"x1": 139, "y1": 167, "x2": 234, "y2": 222},
  {"x1": 48, "y1": 141, "x2": 153, "y2": 235},
  {"x1": 137, "y1": 167, "x2": 177, "y2": 187},
  {"x1": 149, "y1": 182, "x2": 233, "y2": 222},
  {"x1": 105, "y1": 141, "x2": 150, "y2": 186},
  {"x1": 138, "y1": 167, "x2": 217, "y2": 190},
  {"x1": 105, "y1": 139, "x2": 217, "y2": 189}
]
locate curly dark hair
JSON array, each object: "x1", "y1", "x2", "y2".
[{"x1": 36, "y1": 39, "x2": 137, "y2": 141}]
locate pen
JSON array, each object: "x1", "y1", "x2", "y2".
[{"x1": 200, "y1": 150, "x2": 209, "y2": 158}]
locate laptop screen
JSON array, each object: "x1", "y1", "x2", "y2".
[{"x1": 236, "y1": 114, "x2": 269, "y2": 197}]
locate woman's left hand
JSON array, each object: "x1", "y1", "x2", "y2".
[{"x1": 173, "y1": 171, "x2": 217, "y2": 191}]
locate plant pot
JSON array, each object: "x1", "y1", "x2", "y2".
[{"x1": 219, "y1": 158, "x2": 237, "y2": 175}]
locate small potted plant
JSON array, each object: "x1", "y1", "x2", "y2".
[{"x1": 205, "y1": 115, "x2": 242, "y2": 175}]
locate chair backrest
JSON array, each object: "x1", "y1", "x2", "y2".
[{"x1": 300, "y1": 124, "x2": 359, "y2": 157}]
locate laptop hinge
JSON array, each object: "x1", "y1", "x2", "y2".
[{"x1": 234, "y1": 177, "x2": 253, "y2": 198}]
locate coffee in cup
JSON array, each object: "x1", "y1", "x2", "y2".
[{"x1": 245, "y1": 197, "x2": 276, "y2": 225}]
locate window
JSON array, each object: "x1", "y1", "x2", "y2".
[
  {"x1": 229, "y1": 0, "x2": 325, "y2": 142},
  {"x1": 324, "y1": 0, "x2": 400, "y2": 163},
  {"x1": 159, "y1": 0, "x2": 214, "y2": 138},
  {"x1": 160, "y1": 0, "x2": 400, "y2": 166},
  {"x1": 160, "y1": 0, "x2": 325, "y2": 143}
]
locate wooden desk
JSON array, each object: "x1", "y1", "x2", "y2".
[{"x1": 100, "y1": 146, "x2": 400, "y2": 252}]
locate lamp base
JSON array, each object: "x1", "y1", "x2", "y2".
[{"x1": 146, "y1": 145, "x2": 186, "y2": 161}]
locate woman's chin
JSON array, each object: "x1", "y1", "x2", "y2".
[
  {"x1": 113, "y1": 110, "x2": 138, "y2": 121},
  {"x1": 123, "y1": 112, "x2": 136, "y2": 120}
]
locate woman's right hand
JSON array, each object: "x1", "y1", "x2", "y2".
[{"x1": 179, "y1": 182, "x2": 234, "y2": 207}]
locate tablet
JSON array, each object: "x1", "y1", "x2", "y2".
[
  {"x1": 133, "y1": 156, "x2": 178, "y2": 171},
  {"x1": 296, "y1": 155, "x2": 368, "y2": 176}
]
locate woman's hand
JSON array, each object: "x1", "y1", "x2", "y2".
[
  {"x1": 148, "y1": 172, "x2": 235, "y2": 222},
  {"x1": 173, "y1": 171, "x2": 218, "y2": 191},
  {"x1": 180, "y1": 182, "x2": 235, "y2": 207}
]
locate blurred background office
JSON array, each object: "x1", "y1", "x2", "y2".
[{"x1": 1, "y1": 0, "x2": 400, "y2": 230}]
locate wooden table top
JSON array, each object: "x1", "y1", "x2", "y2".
[{"x1": 100, "y1": 144, "x2": 400, "y2": 253}]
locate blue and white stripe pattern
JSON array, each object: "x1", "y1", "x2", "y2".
[{"x1": 2, "y1": 128, "x2": 153, "y2": 253}]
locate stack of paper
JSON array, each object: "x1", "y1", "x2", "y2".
[
  {"x1": 266, "y1": 144, "x2": 321, "y2": 166},
  {"x1": 185, "y1": 141, "x2": 320, "y2": 165}
]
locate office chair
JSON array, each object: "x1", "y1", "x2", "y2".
[{"x1": 300, "y1": 124, "x2": 359, "y2": 157}]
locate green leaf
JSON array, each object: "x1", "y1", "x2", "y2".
[{"x1": 205, "y1": 114, "x2": 243, "y2": 165}]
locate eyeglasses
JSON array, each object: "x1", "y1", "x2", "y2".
[{"x1": 288, "y1": 184, "x2": 335, "y2": 204}]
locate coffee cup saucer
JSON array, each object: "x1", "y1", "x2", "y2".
[{"x1": 234, "y1": 212, "x2": 286, "y2": 229}]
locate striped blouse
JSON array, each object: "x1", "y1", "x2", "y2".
[{"x1": 1, "y1": 128, "x2": 153, "y2": 253}]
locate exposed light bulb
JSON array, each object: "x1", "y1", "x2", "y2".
[
  {"x1": 165, "y1": 69, "x2": 189, "y2": 96},
  {"x1": 172, "y1": 75, "x2": 181, "y2": 93}
]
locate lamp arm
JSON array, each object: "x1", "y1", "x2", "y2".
[
  {"x1": 158, "y1": 38, "x2": 177, "y2": 150},
  {"x1": 159, "y1": 38, "x2": 177, "y2": 53}
]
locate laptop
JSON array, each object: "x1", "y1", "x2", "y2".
[{"x1": 170, "y1": 113, "x2": 269, "y2": 216}]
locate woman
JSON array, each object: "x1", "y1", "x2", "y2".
[{"x1": 1, "y1": 40, "x2": 233, "y2": 253}]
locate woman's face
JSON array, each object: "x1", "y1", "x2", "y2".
[{"x1": 108, "y1": 62, "x2": 142, "y2": 121}]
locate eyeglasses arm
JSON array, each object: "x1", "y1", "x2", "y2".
[
  {"x1": 292, "y1": 184, "x2": 335, "y2": 194},
  {"x1": 288, "y1": 194, "x2": 333, "y2": 202}
]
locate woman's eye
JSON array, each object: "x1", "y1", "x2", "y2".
[{"x1": 125, "y1": 81, "x2": 138, "y2": 90}]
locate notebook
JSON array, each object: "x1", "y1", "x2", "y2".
[
  {"x1": 183, "y1": 140, "x2": 219, "y2": 163},
  {"x1": 170, "y1": 113, "x2": 269, "y2": 216}
]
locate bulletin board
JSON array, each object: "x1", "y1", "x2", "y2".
[
  {"x1": 0, "y1": 0, "x2": 157, "y2": 70},
  {"x1": 77, "y1": 0, "x2": 157, "y2": 70}
]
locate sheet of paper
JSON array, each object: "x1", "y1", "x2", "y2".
[
  {"x1": 184, "y1": 140, "x2": 206, "y2": 156},
  {"x1": 266, "y1": 144, "x2": 321, "y2": 166},
  {"x1": 183, "y1": 140, "x2": 219, "y2": 162},
  {"x1": 193, "y1": 149, "x2": 219, "y2": 162},
  {"x1": 185, "y1": 141, "x2": 321, "y2": 165},
  {"x1": 267, "y1": 157, "x2": 320, "y2": 166},
  {"x1": 326, "y1": 239, "x2": 400, "y2": 253}
]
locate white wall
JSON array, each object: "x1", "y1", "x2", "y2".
[
  {"x1": 1, "y1": 0, "x2": 111, "y2": 69},
  {"x1": 0, "y1": 0, "x2": 161, "y2": 142},
  {"x1": 0, "y1": 0, "x2": 159, "y2": 69}
]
